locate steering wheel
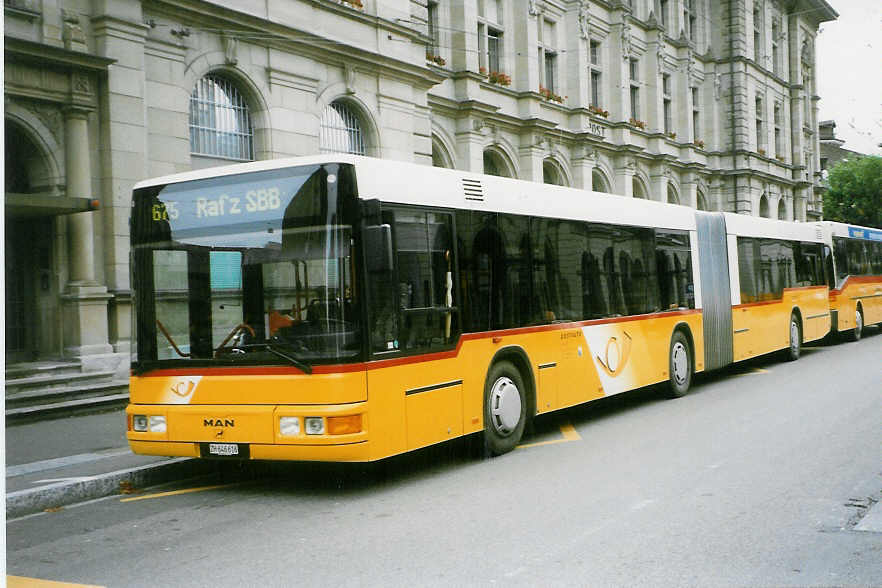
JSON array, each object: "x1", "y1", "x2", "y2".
[{"x1": 215, "y1": 323, "x2": 256, "y2": 354}]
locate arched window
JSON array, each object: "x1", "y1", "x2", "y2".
[
  {"x1": 667, "y1": 183, "x2": 680, "y2": 204},
  {"x1": 189, "y1": 74, "x2": 254, "y2": 161},
  {"x1": 483, "y1": 149, "x2": 513, "y2": 177},
  {"x1": 777, "y1": 198, "x2": 787, "y2": 220},
  {"x1": 592, "y1": 169, "x2": 610, "y2": 193},
  {"x1": 543, "y1": 159, "x2": 565, "y2": 186},
  {"x1": 632, "y1": 177, "x2": 647, "y2": 199},
  {"x1": 759, "y1": 193, "x2": 770, "y2": 218},
  {"x1": 320, "y1": 101, "x2": 366, "y2": 155},
  {"x1": 697, "y1": 189, "x2": 709, "y2": 211},
  {"x1": 432, "y1": 135, "x2": 453, "y2": 168}
]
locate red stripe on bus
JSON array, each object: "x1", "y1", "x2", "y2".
[{"x1": 136, "y1": 309, "x2": 702, "y2": 377}]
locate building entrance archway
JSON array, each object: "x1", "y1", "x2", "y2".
[{"x1": 5, "y1": 119, "x2": 64, "y2": 360}]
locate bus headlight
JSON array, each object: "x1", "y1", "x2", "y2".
[
  {"x1": 279, "y1": 416, "x2": 301, "y2": 436},
  {"x1": 304, "y1": 417, "x2": 325, "y2": 435},
  {"x1": 133, "y1": 415, "x2": 148, "y2": 432},
  {"x1": 148, "y1": 415, "x2": 167, "y2": 433}
]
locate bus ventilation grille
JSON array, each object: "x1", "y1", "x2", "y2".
[{"x1": 462, "y1": 178, "x2": 484, "y2": 202}]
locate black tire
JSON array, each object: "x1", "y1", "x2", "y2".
[
  {"x1": 665, "y1": 330, "x2": 693, "y2": 398},
  {"x1": 483, "y1": 360, "x2": 527, "y2": 456},
  {"x1": 848, "y1": 305, "x2": 863, "y2": 342},
  {"x1": 785, "y1": 313, "x2": 802, "y2": 361}
]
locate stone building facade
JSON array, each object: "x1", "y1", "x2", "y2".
[{"x1": 4, "y1": 0, "x2": 836, "y2": 367}]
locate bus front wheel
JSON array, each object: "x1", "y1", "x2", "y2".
[
  {"x1": 483, "y1": 361, "x2": 527, "y2": 456},
  {"x1": 665, "y1": 331, "x2": 693, "y2": 398}
]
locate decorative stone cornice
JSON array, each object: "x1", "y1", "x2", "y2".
[{"x1": 4, "y1": 36, "x2": 116, "y2": 72}]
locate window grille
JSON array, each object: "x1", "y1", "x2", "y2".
[
  {"x1": 189, "y1": 74, "x2": 254, "y2": 161},
  {"x1": 320, "y1": 101, "x2": 365, "y2": 155}
]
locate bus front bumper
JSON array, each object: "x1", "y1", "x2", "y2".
[{"x1": 126, "y1": 402, "x2": 373, "y2": 462}]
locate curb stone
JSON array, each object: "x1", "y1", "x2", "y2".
[{"x1": 6, "y1": 458, "x2": 218, "y2": 519}]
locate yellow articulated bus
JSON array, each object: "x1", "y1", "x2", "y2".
[
  {"x1": 127, "y1": 155, "x2": 830, "y2": 461},
  {"x1": 818, "y1": 221, "x2": 882, "y2": 341}
]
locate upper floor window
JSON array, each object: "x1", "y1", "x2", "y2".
[
  {"x1": 320, "y1": 101, "x2": 365, "y2": 155},
  {"x1": 659, "y1": 0, "x2": 669, "y2": 29},
  {"x1": 753, "y1": 3, "x2": 763, "y2": 61},
  {"x1": 755, "y1": 96, "x2": 765, "y2": 151},
  {"x1": 589, "y1": 40, "x2": 603, "y2": 108},
  {"x1": 771, "y1": 17, "x2": 781, "y2": 75},
  {"x1": 427, "y1": 1, "x2": 440, "y2": 57},
  {"x1": 683, "y1": 0, "x2": 696, "y2": 42},
  {"x1": 774, "y1": 102, "x2": 783, "y2": 158},
  {"x1": 629, "y1": 58, "x2": 641, "y2": 121},
  {"x1": 539, "y1": 19, "x2": 558, "y2": 93},
  {"x1": 692, "y1": 86, "x2": 701, "y2": 141},
  {"x1": 189, "y1": 74, "x2": 254, "y2": 161},
  {"x1": 662, "y1": 74, "x2": 672, "y2": 134},
  {"x1": 478, "y1": 1, "x2": 503, "y2": 74}
]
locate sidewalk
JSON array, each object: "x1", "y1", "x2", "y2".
[{"x1": 5, "y1": 409, "x2": 216, "y2": 519}]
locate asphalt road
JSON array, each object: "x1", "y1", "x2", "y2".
[{"x1": 7, "y1": 330, "x2": 882, "y2": 587}]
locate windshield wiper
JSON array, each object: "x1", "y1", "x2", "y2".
[{"x1": 231, "y1": 343, "x2": 312, "y2": 374}]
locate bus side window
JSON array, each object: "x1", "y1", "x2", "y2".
[{"x1": 390, "y1": 208, "x2": 457, "y2": 350}]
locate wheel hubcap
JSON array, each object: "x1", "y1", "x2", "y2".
[
  {"x1": 856, "y1": 310, "x2": 863, "y2": 333},
  {"x1": 672, "y1": 342, "x2": 688, "y2": 385},
  {"x1": 790, "y1": 321, "x2": 799, "y2": 352},
  {"x1": 490, "y1": 377, "x2": 521, "y2": 435}
]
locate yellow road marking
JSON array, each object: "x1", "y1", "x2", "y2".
[
  {"x1": 7, "y1": 576, "x2": 104, "y2": 588},
  {"x1": 517, "y1": 421, "x2": 582, "y2": 450},
  {"x1": 120, "y1": 482, "x2": 240, "y2": 503},
  {"x1": 734, "y1": 367, "x2": 769, "y2": 377}
]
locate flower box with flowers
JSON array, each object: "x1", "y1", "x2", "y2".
[
  {"x1": 629, "y1": 117, "x2": 646, "y2": 130},
  {"x1": 539, "y1": 85, "x2": 564, "y2": 103},
  {"x1": 425, "y1": 52, "x2": 446, "y2": 66},
  {"x1": 588, "y1": 105, "x2": 609, "y2": 118},
  {"x1": 693, "y1": 139, "x2": 705, "y2": 149},
  {"x1": 667, "y1": 132, "x2": 677, "y2": 140},
  {"x1": 488, "y1": 71, "x2": 511, "y2": 86},
  {"x1": 338, "y1": 0, "x2": 364, "y2": 9},
  {"x1": 757, "y1": 148, "x2": 766, "y2": 156}
]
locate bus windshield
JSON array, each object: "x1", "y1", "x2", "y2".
[{"x1": 131, "y1": 164, "x2": 360, "y2": 372}]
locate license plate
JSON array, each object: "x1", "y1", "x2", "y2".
[{"x1": 208, "y1": 443, "x2": 239, "y2": 456}]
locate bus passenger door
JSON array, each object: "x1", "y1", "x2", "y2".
[{"x1": 365, "y1": 207, "x2": 463, "y2": 453}]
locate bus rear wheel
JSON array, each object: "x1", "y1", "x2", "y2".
[
  {"x1": 785, "y1": 313, "x2": 802, "y2": 361},
  {"x1": 848, "y1": 305, "x2": 864, "y2": 342},
  {"x1": 483, "y1": 360, "x2": 527, "y2": 456},
  {"x1": 665, "y1": 330, "x2": 693, "y2": 398}
]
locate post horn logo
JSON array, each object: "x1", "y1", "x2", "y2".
[
  {"x1": 170, "y1": 379, "x2": 197, "y2": 397},
  {"x1": 595, "y1": 331, "x2": 633, "y2": 377}
]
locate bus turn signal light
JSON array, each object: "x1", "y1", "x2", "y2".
[{"x1": 327, "y1": 415, "x2": 362, "y2": 435}]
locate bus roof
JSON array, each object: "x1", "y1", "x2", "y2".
[
  {"x1": 723, "y1": 211, "x2": 825, "y2": 243},
  {"x1": 816, "y1": 220, "x2": 882, "y2": 241},
  {"x1": 133, "y1": 155, "x2": 697, "y2": 232}
]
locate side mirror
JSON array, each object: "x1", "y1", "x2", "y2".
[{"x1": 364, "y1": 224, "x2": 393, "y2": 272}]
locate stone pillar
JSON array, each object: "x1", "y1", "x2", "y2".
[
  {"x1": 62, "y1": 106, "x2": 113, "y2": 360},
  {"x1": 518, "y1": 133, "x2": 544, "y2": 183},
  {"x1": 651, "y1": 167, "x2": 669, "y2": 203},
  {"x1": 572, "y1": 147, "x2": 596, "y2": 191},
  {"x1": 614, "y1": 156, "x2": 635, "y2": 197},
  {"x1": 455, "y1": 118, "x2": 487, "y2": 173},
  {"x1": 64, "y1": 106, "x2": 97, "y2": 284}
]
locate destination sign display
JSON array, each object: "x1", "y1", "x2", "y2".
[
  {"x1": 848, "y1": 226, "x2": 882, "y2": 241},
  {"x1": 151, "y1": 166, "x2": 321, "y2": 247}
]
